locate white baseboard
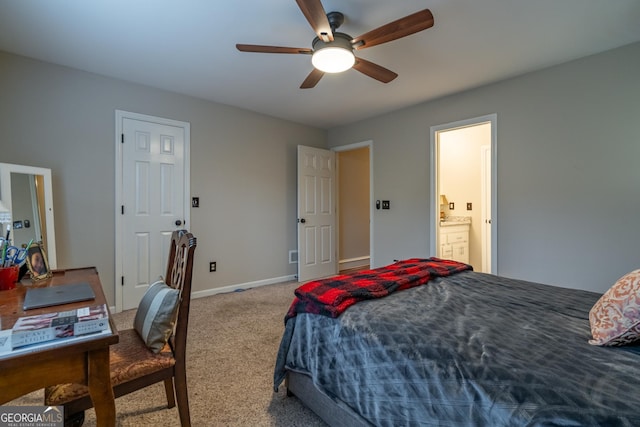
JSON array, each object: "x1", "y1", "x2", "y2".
[
  {"x1": 191, "y1": 274, "x2": 298, "y2": 300},
  {"x1": 109, "y1": 274, "x2": 298, "y2": 313},
  {"x1": 339, "y1": 256, "x2": 370, "y2": 271}
]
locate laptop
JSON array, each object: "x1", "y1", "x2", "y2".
[{"x1": 23, "y1": 282, "x2": 96, "y2": 310}]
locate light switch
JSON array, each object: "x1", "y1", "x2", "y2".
[
  {"x1": 382, "y1": 200, "x2": 390, "y2": 209},
  {"x1": 467, "y1": 203, "x2": 472, "y2": 210}
]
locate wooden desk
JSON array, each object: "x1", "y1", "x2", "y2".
[{"x1": 0, "y1": 267, "x2": 119, "y2": 426}]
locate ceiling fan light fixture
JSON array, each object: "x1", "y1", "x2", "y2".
[{"x1": 311, "y1": 33, "x2": 355, "y2": 73}]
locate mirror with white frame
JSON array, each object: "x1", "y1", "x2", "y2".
[{"x1": 0, "y1": 163, "x2": 57, "y2": 269}]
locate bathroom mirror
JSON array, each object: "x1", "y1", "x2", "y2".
[{"x1": 0, "y1": 163, "x2": 57, "y2": 269}]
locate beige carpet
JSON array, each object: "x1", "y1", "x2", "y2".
[{"x1": 9, "y1": 280, "x2": 327, "y2": 426}]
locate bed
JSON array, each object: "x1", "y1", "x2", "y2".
[{"x1": 274, "y1": 258, "x2": 640, "y2": 426}]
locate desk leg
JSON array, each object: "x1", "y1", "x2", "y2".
[{"x1": 87, "y1": 348, "x2": 115, "y2": 427}]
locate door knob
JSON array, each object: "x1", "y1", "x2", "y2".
[
  {"x1": 175, "y1": 220, "x2": 182, "y2": 226},
  {"x1": 299, "y1": 218, "x2": 306, "y2": 223}
]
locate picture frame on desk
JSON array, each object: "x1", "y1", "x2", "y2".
[{"x1": 26, "y1": 243, "x2": 52, "y2": 281}]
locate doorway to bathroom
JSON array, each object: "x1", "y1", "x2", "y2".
[
  {"x1": 335, "y1": 141, "x2": 372, "y2": 273},
  {"x1": 430, "y1": 114, "x2": 497, "y2": 273}
]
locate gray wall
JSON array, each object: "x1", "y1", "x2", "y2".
[
  {"x1": 0, "y1": 51, "x2": 326, "y2": 305},
  {"x1": 328, "y1": 42, "x2": 640, "y2": 293},
  {"x1": 2, "y1": 41, "x2": 638, "y2": 301}
]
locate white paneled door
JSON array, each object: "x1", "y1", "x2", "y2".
[
  {"x1": 297, "y1": 145, "x2": 337, "y2": 282},
  {"x1": 117, "y1": 112, "x2": 190, "y2": 310}
]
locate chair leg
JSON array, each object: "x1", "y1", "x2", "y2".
[
  {"x1": 163, "y1": 378, "x2": 176, "y2": 408},
  {"x1": 173, "y1": 365, "x2": 191, "y2": 427}
]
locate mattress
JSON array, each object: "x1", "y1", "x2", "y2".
[{"x1": 275, "y1": 271, "x2": 640, "y2": 426}]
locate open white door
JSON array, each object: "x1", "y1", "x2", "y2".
[
  {"x1": 297, "y1": 145, "x2": 337, "y2": 282},
  {"x1": 481, "y1": 145, "x2": 492, "y2": 272}
]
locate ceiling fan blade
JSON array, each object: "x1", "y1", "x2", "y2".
[
  {"x1": 295, "y1": 0, "x2": 333, "y2": 42},
  {"x1": 352, "y1": 9, "x2": 434, "y2": 50},
  {"x1": 352, "y1": 57, "x2": 398, "y2": 83},
  {"x1": 236, "y1": 44, "x2": 312, "y2": 54},
  {"x1": 300, "y1": 68, "x2": 325, "y2": 89}
]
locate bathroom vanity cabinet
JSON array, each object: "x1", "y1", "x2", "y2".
[{"x1": 439, "y1": 222, "x2": 469, "y2": 264}]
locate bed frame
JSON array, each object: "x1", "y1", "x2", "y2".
[{"x1": 286, "y1": 371, "x2": 371, "y2": 427}]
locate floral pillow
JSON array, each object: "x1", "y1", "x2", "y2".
[{"x1": 589, "y1": 269, "x2": 640, "y2": 346}]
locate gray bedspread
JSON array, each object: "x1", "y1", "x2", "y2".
[{"x1": 274, "y1": 271, "x2": 640, "y2": 426}]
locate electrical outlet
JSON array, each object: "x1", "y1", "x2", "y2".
[{"x1": 209, "y1": 261, "x2": 216, "y2": 272}]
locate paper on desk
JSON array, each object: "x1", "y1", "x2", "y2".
[{"x1": 0, "y1": 326, "x2": 112, "y2": 359}]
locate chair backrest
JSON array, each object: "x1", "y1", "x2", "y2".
[{"x1": 164, "y1": 230, "x2": 197, "y2": 359}]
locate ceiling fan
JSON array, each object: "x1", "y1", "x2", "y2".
[{"x1": 236, "y1": 0, "x2": 435, "y2": 89}]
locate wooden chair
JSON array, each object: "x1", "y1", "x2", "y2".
[{"x1": 45, "y1": 230, "x2": 197, "y2": 427}]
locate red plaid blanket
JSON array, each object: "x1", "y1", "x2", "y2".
[{"x1": 285, "y1": 257, "x2": 472, "y2": 322}]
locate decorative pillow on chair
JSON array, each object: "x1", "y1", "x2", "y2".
[
  {"x1": 589, "y1": 269, "x2": 640, "y2": 346},
  {"x1": 134, "y1": 280, "x2": 180, "y2": 353}
]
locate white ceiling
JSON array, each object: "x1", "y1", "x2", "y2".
[{"x1": 1, "y1": 0, "x2": 639, "y2": 129}]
